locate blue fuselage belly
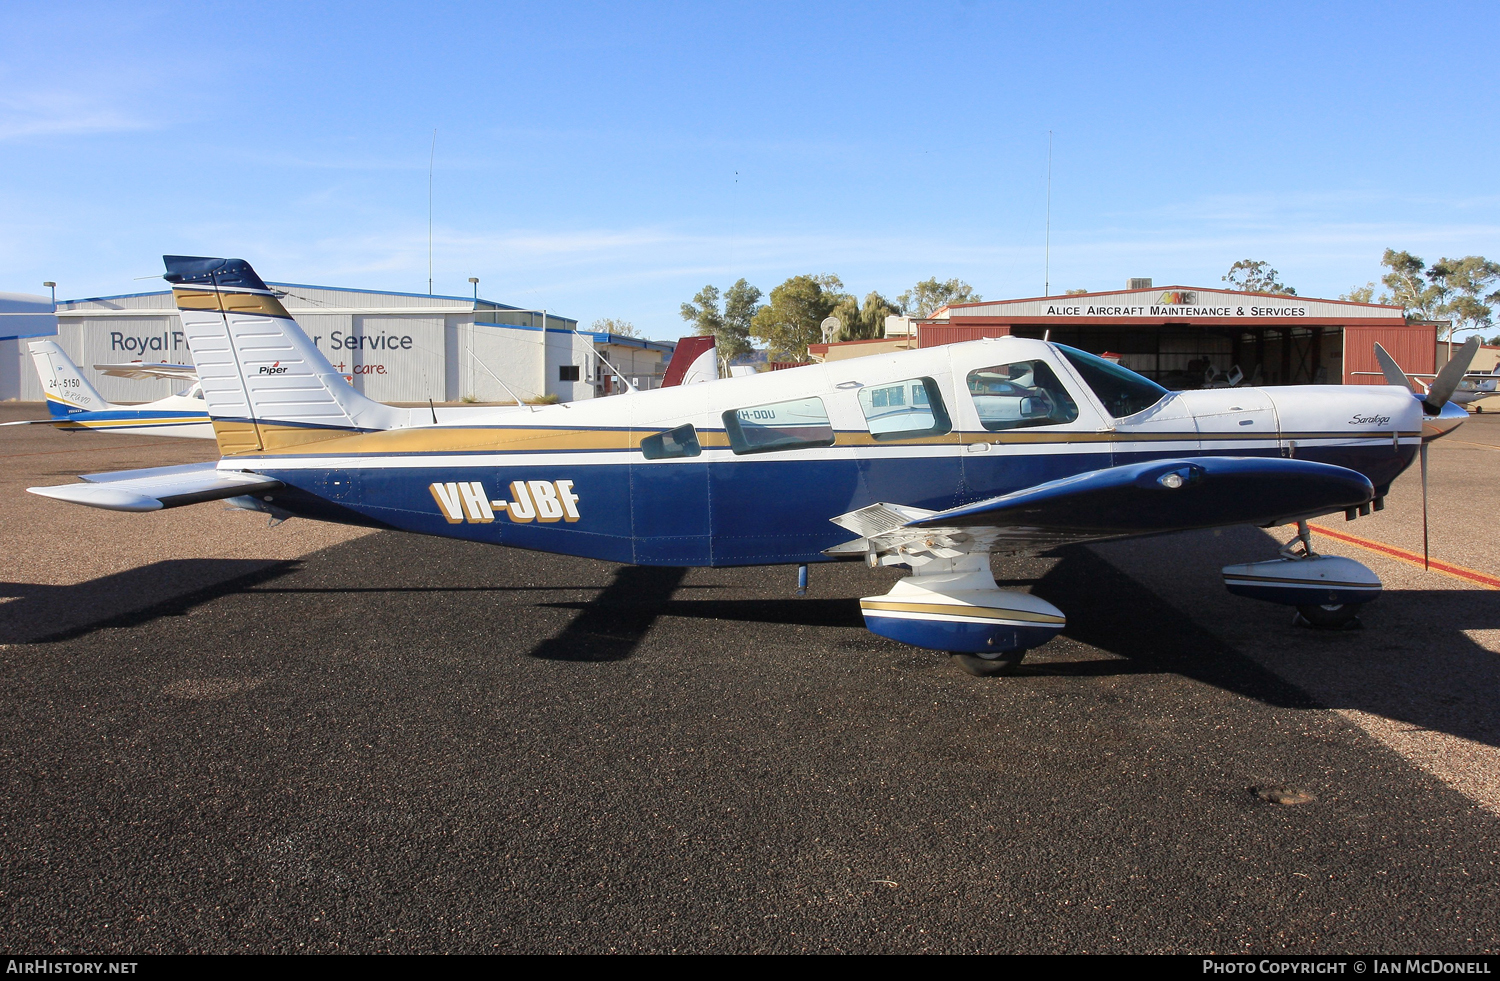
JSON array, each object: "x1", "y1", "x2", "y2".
[{"x1": 252, "y1": 440, "x2": 1413, "y2": 568}]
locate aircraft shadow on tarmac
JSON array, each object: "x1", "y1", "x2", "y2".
[
  {"x1": 6, "y1": 530, "x2": 1497, "y2": 751},
  {"x1": 0, "y1": 558, "x2": 298, "y2": 644},
  {"x1": 531, "y1": 541, "x2": 1500, "y2": 750}
]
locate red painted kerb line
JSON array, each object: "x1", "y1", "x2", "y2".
[{"x1": 1307, "y1": 523, "x2": 1500, "y2": 590}]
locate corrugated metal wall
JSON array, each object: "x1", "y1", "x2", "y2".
[
  {"x1": 918, "y1": 325, "x2": 1010, "y2": 347},
  {"x1": 1343, "y1": 324, "x2": 1436, "y2": 385},
  {"x1": 15, "y1": 287, "x2": 613, "y2": 404}
]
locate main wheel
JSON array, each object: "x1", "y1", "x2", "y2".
[
  {"x1": 951, "y1": 650, "x2": 1027, "y2": 677},
  {"x1": 1296, "y1": 603, "x2": 1362, "y2": 629}
]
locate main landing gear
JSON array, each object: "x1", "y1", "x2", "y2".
[{"x1": 1221, "y1": 520, "x2": 1382, "y2": 629}]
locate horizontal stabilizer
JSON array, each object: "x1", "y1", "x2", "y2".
[
  {"x1": 28, "y1": 462, "x2": 281, "y2": 512},
  {"x1": 94, "y1": 361, "x2": 199, "y2": 382},
  {"x1": 904, "y1": 457, "x2": 1374, "y2": 550}
]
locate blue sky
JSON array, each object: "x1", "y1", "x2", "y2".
[{"x1": 2, "y1": 1, "x2": 1496, "y2": 337}]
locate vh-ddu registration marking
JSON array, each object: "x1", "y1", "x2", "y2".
[{"x1": 27, "y1": 257, "x2": 1475, "y2": 675}]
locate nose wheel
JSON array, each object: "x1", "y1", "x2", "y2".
[
  {"x1": 1295, "y1": 602, "x2": 1363, "y2": 629},
  {"x1": 950, "y1": 650, "x2": 1027, "y2": 677}
]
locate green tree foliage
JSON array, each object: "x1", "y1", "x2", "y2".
[
  {"x1": 819, "y1": 289, "x2": 907, "y2": 343},
  {"x1": 1222, "y1": 260, "x2": 1297, "y2": 295},
  {"x1": 855, "y1": 291, "x2": 904, "y2": 340},
  {"x1": 1429, "y1": 256, "x2": 1500, "y2": 340},
  {"x1": 1379, "y1": 250, "x2": 1442, "y2": 321},
  {"x1": 1064, "y1": 288, "x2": 1089, "y2": 295},
  {"x1": 897, "y1": 277, "x2": 981, "y2": 317},
  {"x1": 680, "y1": 284, "x2": 723, "y2": 336},
  {"x1": 720, "y1": 279, "x2": 762, "y2": 360},
  {"x1": 681, "y1": 281, "x2": 762, "y2": 359},
  {"x1": 752, "y1": 274, "x2": 843, "y2": 360},
  {"x1": 590, "y1": 317, "x2": 639, "y2": 338}
]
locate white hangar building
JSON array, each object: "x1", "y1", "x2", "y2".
[{"x1": 1, "y1": 283, "x2": 674, "y2": 404}]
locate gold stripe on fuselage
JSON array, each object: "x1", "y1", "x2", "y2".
[{"x1": 218, "y1": 420, "x2": 1421, "y2": 460}]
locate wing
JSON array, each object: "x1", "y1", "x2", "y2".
[
  {"x1": 827, "y1": 457, "x2": 1374, "y2": 560},
  {"x1": 92, "y1": 362, "x2": 199, "y2": 382},
  {"x1": 28, "y1": 462, "x2": 281, "y2": 512}
]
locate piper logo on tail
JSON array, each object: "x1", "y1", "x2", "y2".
[
  {"x1": 429, "y1": 479, "x2": 580, "y2": 524},
  {"x1": 258, "y1": 361, "x2": 287, "y2": 375}
]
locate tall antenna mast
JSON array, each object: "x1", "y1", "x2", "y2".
[
  {"x1": 1044, "y1": 130, "x2": 1052, "y2": 297},
  {"x1": 428, "y1": 128, "x2": 436, "y2": 295}
]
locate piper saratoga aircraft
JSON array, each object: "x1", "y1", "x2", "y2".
[{"x1": 27, "y1": 257, "x2": 1477, "y2": 675}]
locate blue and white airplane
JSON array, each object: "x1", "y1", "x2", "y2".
[
  {"x1": 27, "y1": 256, "x2": 1478, "y2": 675},
  {"x1": 18, "y1": 339, "x2": 213, "y2": 438}
]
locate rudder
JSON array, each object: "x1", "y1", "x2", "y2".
[{"x1": 28, "y1": 340, "x2": 109, "y2": 417}]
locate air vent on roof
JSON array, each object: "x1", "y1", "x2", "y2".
[{"x1": 1128, "y1": 278, "x2": 1153, "y2": 290}]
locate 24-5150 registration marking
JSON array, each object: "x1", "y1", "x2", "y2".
[{"x1": 429, "y1": 479, "x2": 580, "y2": 524}]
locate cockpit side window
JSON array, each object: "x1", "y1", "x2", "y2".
[
  {"x1": 1057, "y1": 344, "x2": 1168, "y2": 419},
  {"x1": 966, "y1": 360, "x2": 1080, "y2": 432}
]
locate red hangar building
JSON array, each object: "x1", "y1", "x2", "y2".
[{"x1": 902, "y1": 284, "x2": 1437, "y2": 389}]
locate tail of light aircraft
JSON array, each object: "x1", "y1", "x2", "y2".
[
  {"x1": 661, "y1": 335, "x2": 718, "y2": 387},
  {"x1": 30, "y1": 339, "x2": 109, "y2": 417},
  {"x1": 163, "y1": 255, "x2": 406, "y2": 454},
  {"x1": 18, "y1": 339, "x2": 214, "y2": 439}
]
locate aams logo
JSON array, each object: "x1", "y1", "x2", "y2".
[
  {"x1": 429, "y1": 479, "x2": 580, "y2": 524},
  {"x1": 258, "y1": 361, "x2": 288, "y2": 375}
]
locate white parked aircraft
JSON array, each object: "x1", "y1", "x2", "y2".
[
  {"x1": 26, "y1": 257, "x2": 1478, "y2": 675},
  {"x1": 16, "y1": 339, "x2": 214, "y2": 438}
]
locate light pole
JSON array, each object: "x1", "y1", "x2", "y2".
[
  {"x1": 468, "y1": 277, "x2": 479, "y2": 301},
  {"x1": 42, "y1": 281, "x2": 55, "y2": 305}
]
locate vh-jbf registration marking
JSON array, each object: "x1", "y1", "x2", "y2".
[{"x1": 429, "y1": 479, "x2": 580, "y2": 524}]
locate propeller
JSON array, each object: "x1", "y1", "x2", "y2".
[
  {"x1": 1423, "y1": 336, "x2": 1482, "y2": 413},
  {"x1": 1373, "y1": 342, "x2": 1417, "y2": 391},
  {"x1": 1371, "y1": 338, "x2": 1482, "y2": 569},
  {"x1": 1421, "y1": 440, "x2": 1430, "y2": 570}
]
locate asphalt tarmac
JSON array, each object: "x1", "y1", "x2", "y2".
[{"x1": 2, "y1": 406, "x2": 1498, "y2": 953}]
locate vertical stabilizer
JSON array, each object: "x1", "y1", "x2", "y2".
[
  {"x1": 662, "y1": 335, "x2": 718, "y2": 387},
  {"x1": 163, "y1": 255, "x2": 405, "y2": 454},
  {"x1": 28, "y1": 340, "x2": 110, "y2": 417}
]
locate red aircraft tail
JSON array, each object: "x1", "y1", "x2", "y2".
[{"x1": 662, "y1": 336, "x2": 718, "y2": 387}]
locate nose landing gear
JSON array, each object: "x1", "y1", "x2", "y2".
[{"x1": 1221, "y1": 520, "x2": 1382, "y2": 629}]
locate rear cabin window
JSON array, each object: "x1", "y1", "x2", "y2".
[
  {"x1": 966, "y1": 360, "x2": 1081, "y2": 432},
  {"x1": 723, "y1": 397, "x2": 835, "y2": 455},
  {"x1": 640, "y1": 424, "x2": 701, "y2": 460},
  {"x1": 1057, "y1": 344, "x2": 1168, "y2": 419},
  {"x1": 857, "y1": 377, "x2": 951, "y2": 440}
]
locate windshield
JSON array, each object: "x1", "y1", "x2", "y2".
[{"x1": 1057, "y1": 345, "x2": 1168, "y2": 418}]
